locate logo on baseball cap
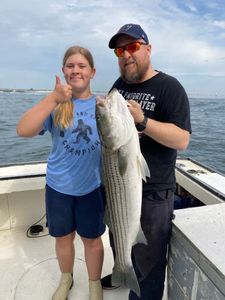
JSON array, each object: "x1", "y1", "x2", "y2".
[{"x1": 108, "y1": 24, "x2": 149, "y2": 49}]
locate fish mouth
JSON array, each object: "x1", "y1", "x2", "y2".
[{"x1": 96, "y1": 96, "x2": 106, "y2": 107}]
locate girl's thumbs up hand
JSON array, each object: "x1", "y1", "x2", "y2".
[{"x1": 53, "y1": 75, "x2": 72, "y2": 104}]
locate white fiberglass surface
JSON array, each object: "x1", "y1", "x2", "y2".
[{"x1": 0, "y1": 228, "x2": 130, "y2": 300}]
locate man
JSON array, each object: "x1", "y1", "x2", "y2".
[{"x1": 101, "y1": 24, "x2": 191, "y2": 300}]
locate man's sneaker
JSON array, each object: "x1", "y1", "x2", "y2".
[{"x1": 101, "y1": 274, "x2": 120, "y2": 290}]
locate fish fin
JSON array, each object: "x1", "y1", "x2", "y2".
[
  {"x1": 117, "y1": 148, "x2": 128, "y2": 176},
  {"x1": 103, "y1": 205, "x2": 113, "y2": 231},
  {"x1": 135, "y1": 226, "x2": 148, "y2": 245},
  {"x1": 112, "y1": 263, "x2": 141, "y2": 297},
  {"x1": 137, "y1": 153, "x2": 150, "y2": 182}
]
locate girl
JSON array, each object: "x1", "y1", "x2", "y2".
[{"x1": 17, "y1": 46, "x2": 105, "y2": 300}]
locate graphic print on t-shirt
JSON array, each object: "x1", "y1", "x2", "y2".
[
  {"x1": 59, "y1": 111, "x2": 100, "y2": 157},
  {"x1": 72, "y1": 119, "x2": 92, "y2": 144},
  {"x1": 117, "y1": 89, "x2": 156, "y2": 112}
]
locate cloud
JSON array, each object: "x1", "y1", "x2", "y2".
[
  {"x1": 212, "y1": 20, "x2": 225, "y2": 29},
  {"x1": 0, "y1": 0, "x2": 225, "y2": 96}
]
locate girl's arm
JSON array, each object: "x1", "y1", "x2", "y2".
[{"x1": 17, "y1": 76, "x2": 72, "y2": 137}]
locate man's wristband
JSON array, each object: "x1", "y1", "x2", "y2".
[{"x1": 136, "y1": 115, "x2": 148, "y2": 132}]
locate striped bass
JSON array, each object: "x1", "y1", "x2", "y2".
[{"x1": 96, "y1": 89, "x2": 150, "y2": 296}]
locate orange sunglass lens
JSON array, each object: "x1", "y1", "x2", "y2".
[
  {"x1": 114, "y1": 42, "x2": 141, "y2": 57},
  {"x1": 126, "y1": 43, "x2": 140, "y2": 53},
  {"x1": 114, "y1": 48, "x2": 123, "y2": 57}
]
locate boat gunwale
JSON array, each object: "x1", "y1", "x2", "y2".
[
  {"x1": 0, "y1": 161, "x2": 47, "y2": 181},
  {"x1": 176, "y1": 157, "x2": 225, "y2": 201}
]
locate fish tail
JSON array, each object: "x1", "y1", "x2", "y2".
[
  {"x1": 135, "y1": 226, "x2": 147, "y2": 245},
  {"x1": 112, "y1": 265, "x2": 141, "y2": 297}
]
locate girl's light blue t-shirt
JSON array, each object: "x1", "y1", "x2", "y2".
[{"x1": 42, "y1": 95, "x2": 102, "y2": 196}]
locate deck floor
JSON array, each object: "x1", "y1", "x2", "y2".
[
  {"x1": 0, "y1": 226, "x2": 167, "y2": 300},
  {"x1": 0, "y1": 227, "x2": 130, "y2": 300}
]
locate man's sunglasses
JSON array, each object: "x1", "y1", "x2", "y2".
[{"x1": 114, "y1": 41, "x2": 147, "y2": 57}]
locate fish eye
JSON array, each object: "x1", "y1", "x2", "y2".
[{"x1": 96, "y1": 114, "x2": 101, "y2": 121}]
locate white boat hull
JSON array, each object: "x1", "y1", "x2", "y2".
[{"x1": 1, "y1": 158, "x2": 225, "y2": 299}]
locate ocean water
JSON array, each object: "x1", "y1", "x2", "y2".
[{"x1": 1, "y1": 90, "x2": 225, "y2": 174}]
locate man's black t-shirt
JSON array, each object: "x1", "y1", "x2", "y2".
[{"x1": 111, "y1": 71, "x2": 192, "y2": 193}]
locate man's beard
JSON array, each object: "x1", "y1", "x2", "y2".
[{"x1": 120, "y1": 61, "x2": 149, "y2": 84}]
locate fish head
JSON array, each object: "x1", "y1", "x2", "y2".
[
  {"x1": 96, "y1": 89, "x2": 134, "y2": 150},
  {"x1": 96, "y1": 96, "x2": 114, "y2": 148}
]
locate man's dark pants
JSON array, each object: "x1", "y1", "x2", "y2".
[{"x1": 109, "y1": 189, "x2": 174, "y2": 300}]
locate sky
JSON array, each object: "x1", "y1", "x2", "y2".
[{"x1": 0, "y1": 0, "x2": 225, "y2": 97}]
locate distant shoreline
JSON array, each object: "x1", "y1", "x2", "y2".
[
  {"x1": 0, "y1": 88, "x2": 107, "y2": 95},
  {"x1": 0, "y1": 88, "x2": 224, "y2": 99},
  {"x1": 0, "y1": 88, "x2": 51, "y2": 93}
]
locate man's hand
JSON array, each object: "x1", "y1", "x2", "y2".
[{"x1": 127, "y1": 100, "x2": 144, "y2": 124}]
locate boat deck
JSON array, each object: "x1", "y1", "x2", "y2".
[
  {"x1": 0, "y1": 160, "x2": 176, "y2": 300},
  {"x1": 0, "y1": 227, "x2": 130, "y2": 300}
]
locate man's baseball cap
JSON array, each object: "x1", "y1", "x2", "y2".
[{"x1": 108, "y1": 24, "x2": 149, "y2": 49}]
